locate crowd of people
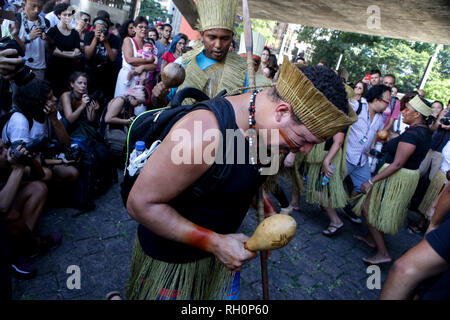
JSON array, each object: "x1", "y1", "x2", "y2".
[{"x1": 0, "y1": 0, "x2": 448, "y2": 301}]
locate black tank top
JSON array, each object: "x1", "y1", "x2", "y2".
[{"x1": 137, "y1": 97, "x2": 267, "y2": 263}]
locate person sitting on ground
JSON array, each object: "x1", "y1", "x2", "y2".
[
  {"x1": 60, "y1": 71, "x2": 101, "y2": 141},
  {"x1": 2, "y1": 79, "x2": 78, "y2": 183},
  {"x1": 0, "y1": 139, "x2": 62, "y2": 279},
  {"x1": 103, "y1": 86, "x2": 147, "y2": 161},
  {"x1": 353, "y1": 94, "x2": 433, "y2": 265}
]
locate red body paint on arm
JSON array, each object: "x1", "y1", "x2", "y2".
[
  {"x1": 264, "y1": 196, "x2": 277, "y2": 216},
  {"x1": 187, "y1": 225, "x2": 215, "y2": 252}
]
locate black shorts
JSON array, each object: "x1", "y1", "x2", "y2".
[{"x1": 426, "y1": 216, "x2": 450, "y2": 263}]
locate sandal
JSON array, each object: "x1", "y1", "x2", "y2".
[
  {"x1": 362, "y1": 256, "x2": 392, "y2": 265},
  {"x1": 322, "y1": 224, "x2": 343, "y2": 237},
  {"x1": 408, "y1": 225, "x2": 426, "y2": 235}
]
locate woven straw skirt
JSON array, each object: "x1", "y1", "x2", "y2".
[{"x1": 353, "y1": 164, "x2": 420, "y2": 234}]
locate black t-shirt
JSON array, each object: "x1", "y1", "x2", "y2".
[
  {"x1": 385, "y1": 125, "x2": 432, "y2": 170},
  {"x1": 137, "y1": 98, "x2": 267, "y2": 263},
  {"x1": 324, "y1": 128, "x2": 348, "y2": 151},
  {"x1": 84, "y1": 31, "x2": 120, "y2": 69},
  {"x1": 46, "y1": 26, "x2": 80, "y2": 51}
]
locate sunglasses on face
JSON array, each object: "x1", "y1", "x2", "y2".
[{"x1": 82, "y1": 18, "x2": 90, "y2": 23}]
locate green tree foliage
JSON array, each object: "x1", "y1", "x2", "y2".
[
  {"x1": 297, "y1": 26, "x2": 449, "y2": 102},
  {"x1": 235, "y1": 19, "x2": 277, "y2": 49},
  {"x1": 139, "y1": 0, "x2": 172, "y2": 25}
]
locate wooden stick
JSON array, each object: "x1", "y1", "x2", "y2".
[
  {"x1": 243, "y1": 0, "x2": 255, "y2": 88},
  {"x1": 243, "y1": 0, "x2": 269, "y2": 300}
]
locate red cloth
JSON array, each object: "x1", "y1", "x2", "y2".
[{"x1": 161, "y1": 51, "x2": 176, "y2": 64}]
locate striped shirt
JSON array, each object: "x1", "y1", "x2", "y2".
[{"x1": 346, "y1": 98, "x2": 384, "y2": 166}]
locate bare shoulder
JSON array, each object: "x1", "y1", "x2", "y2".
[
  {"x1": 129, "y1": 109, "x2": 221, "y2": 205},
  {"x1": 171, "y1": 109, "x2": 219, "y2": 132}
]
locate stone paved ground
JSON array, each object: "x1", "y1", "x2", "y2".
[{"x1": 11, "y1": 175, "x2": 423, "y2": 300}]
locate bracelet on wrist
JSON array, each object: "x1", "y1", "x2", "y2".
[{"x1": 368, "y1": 179, "x2": 374, "y2": 186}]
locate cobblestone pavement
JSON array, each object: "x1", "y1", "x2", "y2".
[{"x1": 11, "y1": 175, "x2": 423, "y2": 300}]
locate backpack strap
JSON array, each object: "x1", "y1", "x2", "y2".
[
  {"x1": 15, "y1": 12, "x2": 21, "y2": 26},
  {"x1": 356, "y1": 99, "x2": 363, "y2": 116},
  {"x1": 390, "y1": 97, "x2": 396, "y2": 116}
]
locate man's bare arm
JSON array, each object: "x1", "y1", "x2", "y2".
[{"x1": 127, "y1": 110, "x2": 257, "y2": 271}]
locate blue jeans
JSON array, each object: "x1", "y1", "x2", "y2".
[{"x1": 346, "y1": 160, "x2": 371, "y2": 193}]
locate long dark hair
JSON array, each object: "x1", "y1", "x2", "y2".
[
  {"x1": 354, "y1": 80, "x2": 368, "y2": 97},
  {"x1": 119, "y1": 19, "x2": 135, "y2": 39},
  {"x1": 14, "y1": 79, "x2": 52, "y2": 120},
  {"x1": 168, "y1": 33, "x2": 188, "y2": 54}
]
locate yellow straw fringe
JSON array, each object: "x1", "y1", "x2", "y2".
[
  {"x1": 418, "y1": 170, "x2": 447, "y2": 214},
  {"x1": 196, "y1": 0, "x2": 238, "y2": 32},
  {"x1": 126, "y1": 236, "x2": 234, "y2": 300},
  {"x1": 305, "y1": 143, "x2": 348, "y2": 208},
  {"x1": 180, "y1": 48, "x2": 255, "y2": 102},
  {"x1": 353, "y1": 164, "x2": 420, "y2": 234},
  {"x1": 276, "y1": 56, "x2": 357, "y2": 142}
]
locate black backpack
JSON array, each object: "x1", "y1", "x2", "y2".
[{"x1": 120, "y1": 88, "x2": 232, "y2": 207}]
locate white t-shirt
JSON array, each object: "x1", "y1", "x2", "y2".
[
  {"x1": 1, "y1": 111, "x2": 62, "y2": 143},
  {"x1": 19, "y1": 16, "x2": 47, "y2": 70},
  {"x1": 441, "y1": 140, "x2": 450, "y2": 174}
]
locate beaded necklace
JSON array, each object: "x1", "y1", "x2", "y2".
[
  {"x1": 248, "y1": 90, "x2": 262, "y2": 172},
  {"x1": 21, "y1": 12, "x2": 46, "y2": 35}
]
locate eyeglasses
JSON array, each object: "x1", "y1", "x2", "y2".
[
  {"x1": 82, "y1": 18, "x2": 90, "y2": 23},
  {"x1": 136, "y1": 25, "x2": 147, "y2": 29},
  {"x1": 381, "y1": 98, "x2": 390, "y2": 105}
]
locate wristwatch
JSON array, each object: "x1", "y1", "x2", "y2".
[{"x1": 24, "y1": 35, "x2": 31, "y2": 44}]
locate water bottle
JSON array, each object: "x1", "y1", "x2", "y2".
[
  {"x1": 129, "y1": 141, "x2": 146, "y2": 162},
  {"x1": 127, "y1": 141, "x2": 146, "y2": 176},
  {"x1": 322, "y1": 164, "x2": 336, "y2": 186}
]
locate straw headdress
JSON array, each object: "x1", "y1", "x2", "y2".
[
  {"x1": 409, "y1": 95, "x2": 432, "y2": 117},
  {"x1": 238, "y1": 32, "x2": 266, "y2": 58},
  {"x1": 196, "y1": 0, "x2": 238, "y2": 32},
  {"x1": 276, "y1": 56, "x2": 358, "y2": 141}
]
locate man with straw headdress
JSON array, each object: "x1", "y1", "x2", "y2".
[
  {"x1": 151, "y1": 0, "x2": 271, "y2": 107},
  {"x1": 125, "y1": 56, "x2": 357, "y2": 300}
]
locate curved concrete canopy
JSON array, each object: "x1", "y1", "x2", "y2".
[{"x1": 174, "y1": 0, "x2": 450, "y2": 45}]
